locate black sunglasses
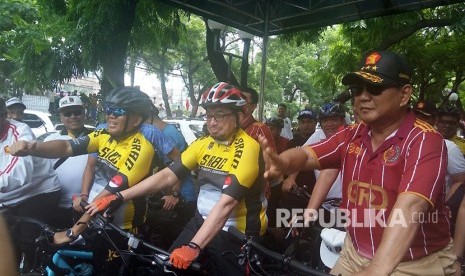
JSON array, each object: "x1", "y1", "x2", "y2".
[
  {"x1": 63, "y1": 109, "x2": 83, "y2": 117},
  {"x1": 349, "y1": 83, "x2": 402, "y2": 97}
]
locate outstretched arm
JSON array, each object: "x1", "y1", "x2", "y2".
[
  {"x1": 10, "y1": 139, "x2": 73, "y2": 158},
  {"x1": 169, "y1": 193, "x2": 240, "y2": 269},
  {"x1": 258, "y1": 135, "x2": 320, "y2": 180},
  {"x1": 86, "y1": 167, "x2": 179, "y2": 215},
  {"x1": 191, "y1": 194, "x2": 239, "y2": 249}
]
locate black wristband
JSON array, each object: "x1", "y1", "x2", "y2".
[
  {"x1": 188, "y1": 241, "x2": 201, "y2": 250},
  {"x1": 115, "y1": 191, "x2": 124, "y2": 200}
]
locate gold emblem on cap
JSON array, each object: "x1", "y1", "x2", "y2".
[
  {"x1": 354, "y1": 72, "x2": 383, "y2": 83},
  {"x1": 365, "y1": 52, "x2": 381, "y2": 65}
]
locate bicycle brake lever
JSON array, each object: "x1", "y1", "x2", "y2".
[{"x1": 285, "y1": 216, "x2": 302, "y2": 239}]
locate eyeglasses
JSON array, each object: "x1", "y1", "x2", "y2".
[
  {"x1": 205, "y1": 112, "x2": 234, "y2": 122},
  {"x1": 62, "y1": 109, "x2": 83, "y2": 117},
  {"x1": 349, "y1": 83, "x2": 401, "y2": 97},
  {"x1": 105, "y1": 107, "x2": 128, "y2": 117}
]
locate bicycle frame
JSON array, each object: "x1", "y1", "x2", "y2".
[
  {"x1": 46, "y1": 249, "x2": 93, "y2": 276},
  {"x1": 228, "y1": 226, "x2": 333, "y2": 276}
]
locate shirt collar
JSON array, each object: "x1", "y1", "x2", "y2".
[{"x1": 359, "y1": 111, "x2": 414, "y2": 153}]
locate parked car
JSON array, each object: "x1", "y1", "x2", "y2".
[
  {"x1": 54, "y1": 123, "x2": 96, "y2": 132},
  {"x1": 23, "y1": 110, "x2": 56, "y2": 138},
  {"x1": 164, "y1": 119, "x2": 206, "y2": 145}
]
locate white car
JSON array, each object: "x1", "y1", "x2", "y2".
[
  {"x1": 54, "y1": 123, "x2": 96, "y2": 132},
  {"x1": 23, "y1": 110, "x2": 56, "y2": 138},
  {"x1": 164, "y1": 119, "x2": 206, "y2": 145}
]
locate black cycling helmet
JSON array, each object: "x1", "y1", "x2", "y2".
[
  {"x1": 266, "y1": 117, "x2": 284, "y2": 129},
  {"x1": 437, "y1": 103, "x2": 461, "y2": 120},
  {"x1": 105, "y1": 87, "x2": 152, "y2": 122},
  {"x1": 200, "y1": 82, "x2": 246, "y2": 111},
  {"x1": 319, "y1": 102, "x2": 345, "y2": 121},
  {"x1": 437, "y1": 91, "x2": 461, "y2": 119}
]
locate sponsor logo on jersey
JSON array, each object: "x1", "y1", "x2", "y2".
[
  {"x1": 125, "y1": 138, "x2": 141, "y2": 171},
  {"x1": 232, "y1": 138, "x2": 244, "y2": 169},
  {"x1": 200, "y1": 154, "x2": 228, "y2": 170},
  {"x1": 347, "y1": 181, "x2": 388, "y2": 210},
  {"x1": 383, "y1": 145, "x2": 400, "y2": 166},
  {"x1": 101, "y1": 147, "x2": 122, "y2": 165},
  {"x1": 347, "y1": 142, "x2": 362, "y2": 156}
]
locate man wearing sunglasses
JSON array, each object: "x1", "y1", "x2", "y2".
[
  {"x1": 86, "y1": 82, "x2": 267, "y2": 275},
  {"x1": 9, "y1": 87, "x2": 158, "y2": 275},
  {"x1": 42, "y1": 96, "x2": 93, "y2": 229},
  {"x1": 259, "y1": 51, "x2": 455, "y2": 275}
]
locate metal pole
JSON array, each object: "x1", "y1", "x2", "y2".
[{"x1": 258, "y1": 1, "x2": 269, "y2": 122}]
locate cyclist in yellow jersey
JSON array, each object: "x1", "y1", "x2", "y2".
[
  {"x1": 10, "y1": 87, "x2": 156, "y2": 275},
  {"x1": 87, "y1": 82, "x2": 268, "y2": 275}
]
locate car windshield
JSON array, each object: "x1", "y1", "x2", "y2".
[
  {"x1": 189, "y1": 124, "x2": 203, "y2": 138},
  {"x1": 23, "y1": 113, "x2": 44, "y2": 128}
]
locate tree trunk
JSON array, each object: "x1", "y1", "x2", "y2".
[
  {"x1": 99, "y1": 0, "x2": 137, "y2": 96},
  {"x1": 205, "y1": 22, "x2": 239, "y2": 86},
  {"x1": 159, "y1": 48, "x2": 172, "y2": 118}
]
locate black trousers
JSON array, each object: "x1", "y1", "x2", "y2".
[
  {"x1": 7, "y1": 190, "x2": 61, "y2": 269},
  {"x1": 169, "y1": 214, "x2": 246, "y2": 276}
]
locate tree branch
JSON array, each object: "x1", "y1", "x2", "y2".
[{"x1": 379, "y1": 18, "x2": 457, "y2": 49}]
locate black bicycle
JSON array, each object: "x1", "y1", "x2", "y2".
[
  {"x1": 2, "y1": 203, "x2": 204, "y2": 276},
  {"x1": 275, "y1": 185, "x2": 342, "y2": 271},
  {"x1": 228, "y1": 226, "x2": 335, "y2": 276}
]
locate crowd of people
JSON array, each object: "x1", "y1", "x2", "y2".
[{"x1": 1, "y1": 49, "x2": 464, "y2": 276}]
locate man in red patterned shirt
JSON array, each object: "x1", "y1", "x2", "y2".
[
  {"x1": 240, "y1": 87, "x2": 276, "y2": 151},
  {"x1": 260, "y1": 51, "x2": 456, "y2": 275}
]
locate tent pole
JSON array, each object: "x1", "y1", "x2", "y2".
[{"x1": 258, "y1": 1, "x2": 269, "y2": 122}]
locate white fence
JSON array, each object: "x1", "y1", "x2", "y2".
[{"x1": 21, "y1": 94, "x2": 50, "y2": 113}]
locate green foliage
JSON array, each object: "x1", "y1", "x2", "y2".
[{"x1": 0, "y1": 0, "x2": 84, "y2": 94}]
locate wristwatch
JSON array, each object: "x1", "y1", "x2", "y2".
[
  {"x1": 171, "y1": 190, "x2": 180, "y2": 198},
  {"x1": 66, "y1": 229, "x2": 77, "y2": 240}
]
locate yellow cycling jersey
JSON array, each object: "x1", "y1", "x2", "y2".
[
  {"x1": 70, "y1": 129, "x2": 156, "y2": 229},
  {"x1": 169, "y1": 128, "x2": 267, "y2": 236},
  {"x1": 452, "y1": 135, "x2": 465, "y2": 156}
]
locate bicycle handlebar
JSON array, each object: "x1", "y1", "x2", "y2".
[
  {"x1": 82, "y1": 200, "x2": 202, "y2": 272},
  {"x1": 228, "y1": 226, "x2": 333, "y2": 276}
]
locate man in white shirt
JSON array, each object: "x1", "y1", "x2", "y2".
[
  {"x1": 277, "y1": 103, "x2": 293, "y2": 140},
  {"x1": 44, "y1": 96, "x2": 93, "y2": 228},
  {"x1": 0, "y1": 97, "x2": 61, "y2": 269},
  {"x1": 413, "y1": 100, "x2": 465, "y2": 197},
  {"x1": 304, "y1": 102, "x2": 347, "y2": 206}
]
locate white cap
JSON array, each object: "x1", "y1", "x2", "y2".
[
  {"x1": 319, "y1": 228, "x2": 346, "y2": 269},
  {"x1": 6, "y1": 97, "x2": 26, "y2": 109},
  {"x1": 59, "y1": 96, "x2": 83, "y2": 110}
]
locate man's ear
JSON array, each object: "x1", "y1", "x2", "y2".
[
  {"x1": 400, "y1": 84, "x2": 413, "y2": 108},
  {"x1": 238, "y1": 111, "x2": 244, "y2": 123}
]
